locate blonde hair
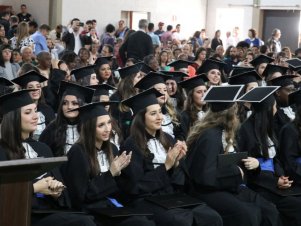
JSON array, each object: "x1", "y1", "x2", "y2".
[
  {"x1": 16, "y1": 22, "x2": 30, "y2": 48},
  {"x1": 165, "y1": 99, "x2": 180, "y2": 125},
  {"x1": 187, "y1": 104, "x2": 239, "y2": 153}
]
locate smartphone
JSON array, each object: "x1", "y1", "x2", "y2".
[{"x1": 79, "y1": 22, "x2": 84, "y2": 27}]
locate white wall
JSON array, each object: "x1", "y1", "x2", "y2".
[
  {"x1": 0, "y1": 0, "x2": 50, "y2": 25},
  {"x1": 206, "y1": 0, "x2": 301, "y2": 43},
  {"x1": 60, "y1": 0, "x2": 206, "y2": 39}
]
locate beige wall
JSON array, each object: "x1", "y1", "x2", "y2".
[{"x1": 1, "y1": 0, "x2": 50, "y2": 25}]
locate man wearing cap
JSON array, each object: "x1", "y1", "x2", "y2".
[
  {"x1": 154, "y1": 22, "x2": 165, "y2": 38},
  {"x1": 119, "y1": 19, "x2": 153, "y2": 63}
]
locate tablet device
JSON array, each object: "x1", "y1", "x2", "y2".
[
  {"x1": 89, "y1": 207, "x2": 153, "y2": 218},
  {"x1": 145, "y1": 193, "x2": 204, "y2": 209},
  {"x1": 217, "y1": 152, "x2": 248, "y2": 168}
]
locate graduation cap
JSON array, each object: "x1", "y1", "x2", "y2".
[
  {"x1": 267, "y1": 75, "x2": 297, "y2": 87},
  {"x1": 202, "y1": 85, "x2": 244, "y2": 112},
  {"x1": 230, "y1": 66, "x2": 255, "y2": 77},
  {"x1": 228, "y1": 70, "x2": 261, "y2": 85},
  {"x1": 71, "y1": 65, "x2": 96, "y2": 81},
  {"x1": 262, "y1": 64, "x2": 289, "y2": 79},
  {"x1": 160, "y1": 71, "x2": 188, "y2": 82},
  {"x1": 94, "y1": 56, "x2": 113, "y2": 67},
  {"x1": 196, "y1": 58, "x2": 226, "y2": 75},
  {"x1": 134, "y1": 72, "x2": 171, "y2": 90},
  {"x1": 87, "y1": 84, "x2": 116, "y2": 96},
  {"x1": 167, "y1": 60, "x2": 194, "y2": 70},
  {"x1": 286, "y1": 58, "x2": 301, "y2": 71},
  {"x1": 122, "y1": 88, "x2": 163, "y2": 115},
  {"x1": 117, "y1": 63, "x2": 143, "y2": 79},
  {"x1": 140, "y1": 63, "x2": 154, "y2": 74},
  {"x1": 58, "y1": 81, "x2": 95, "y2": 103},
  {"x1": 178, "y1": 75, "x2": 205, "y2": 92},
  {"x1": 0, "y1": 77, "x2": 14, "y2": 87},
  {"x1": 288, "y1": 89, "x2": 301, "y2": 106},
  {"x1": 11, "y1": 70, "x2": 47, "y2": 88},
  {"x1": 69, "y1": 101, "x2": 116, "y2": 123},
  {"x1": 249, "y1": 55, "x2": 274, "y2": 67},
  {"x1": 0, "y1": 89, "x2": 35, "y2": 115},
  {"x1": 237, "y1": 86, "x2": 280, "y2": 111}
]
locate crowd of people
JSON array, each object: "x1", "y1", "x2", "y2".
[{"x1": 2, "y1": 3, "x2": 301, "y2": 226}]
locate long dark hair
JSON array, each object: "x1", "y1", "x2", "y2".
[
  {"x1": 0, "y1": 109, "x2": 25, "y2": 159},
  {"x1": 293, "y1": 105, "x2": 301, "y2": 147},
  {"x1": 95, "y1": 63, "x2": 115, "y2": 86},
  {"x1": 116, "y1": 73, "x2": 138, "y2": 112},
  {"x1": 184, "y1": 87, "x2": 207, "y2": 127},
  {"x1": 52, "y1": 93, "x2": 83, "y2": 156},
  {"x1": 130, "y1": 109, "x2": 173, "y2": 156},
  {"x1": 78, "y1": 117, "x2": 113, "y2": 176},
  {"x1": 251, "y1": 98, "x2": 277, "y2": 158}
]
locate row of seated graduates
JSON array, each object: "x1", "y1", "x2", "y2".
[{"x1": 1, "y1": 53, "x2": 300, "y2": 225}]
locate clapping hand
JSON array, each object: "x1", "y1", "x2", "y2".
[{"x1": 109, "y1": 151, "x2": 132, "y2": 176}]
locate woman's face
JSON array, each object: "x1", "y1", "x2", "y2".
[
  {"x1": 197, "y1": 50, "x2": 206, "y2": 61},
  {"x1": 2, "y1": 48, "x2": 12, "y2": 62},
  {"x1": 245, "y1": 82, "x2": 258, "y2": 93},
  {"x1": 95, "y1": 115, "x2": 112, "y2": 143},
  {"x1": 90, "y1": 73, "x2": 99, "y2": 85},
  {"x1": 133, "y1": 72, "x2": 144, "y2": 86},
  {"x1": 26, "y1": 81, "x2": 42, "y2": 101},
  {"x1": 79, "y1": 50, "x2": 90, "y2": 61},
  {"x1": 207, "y1": 69, "x2": 221, "y2": 85},
  {"x1": 160, "y1": 52, "x2": 168, "y2": 63},
  {"x1": 62, "y1": 95, "x2": 80, "y2": 119},
  {"x1": 257, "y1": 63, "x2": 267, "y2": 77},
  {"x1": 166, "y1": 79, "x2": 177, "y2": 96},
  {"x1": 98, "y1": 64, "x2": 111, "y2": 81},
  {"x1": 192, "y1": 85, "x2": 207, "y2": 107},
  {"x1": 145, "y1": 104, "x2": 163, "y2": 134},
  {"x1": 21, "y1": 103, "x2": 38, "y2": 135},
  {"x1": 154, "y1": 83, "x2": 169, "y2": 105}
]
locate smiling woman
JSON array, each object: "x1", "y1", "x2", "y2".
[
  {"x1": 39, "y1": 81, "x2": 95, "y2": 156},
  {"x1": 0, "y1": 90, "x2": 96, "y2": 226}
]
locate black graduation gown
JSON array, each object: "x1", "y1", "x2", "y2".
[
  {"x1": 279, "y1": 122, "x2": 301, "y2": 184},
  {"x1": 110, "y1": 92, "x2": 133, "y2": 139},
  {"x1": 238, "y1": 118, "x2": 301, "y2": 225},
  {"x1": 0, "y1": 139, "x2": 96, "y2": 226},
  {"x1": 274, "y1": 107, "x2": 291, "y2": 139},
  {"x1": 186, "y1": 126, "x2": 280, "y2": 226},
  {"x1": 119, "y1": 133, "x2": 223, "y2": 226},
  {"x1": 38, "y1": 103, "x2": 55, "y2": 126},
  {"x1": 33, "y1": 103, "x2": 56, "y2": 140},
  {"x1": 63, "y1": 143, "x2": 155, "y2": 226},
  {"x1": 39, "y1": 121, "x2": 59, "y2": 156},
  {"x1": 177, "y1": 110, "x2": 191, "y2": 141}
]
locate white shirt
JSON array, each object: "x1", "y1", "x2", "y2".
[
  {"x1": 281, "y1": 106, "x2": 295, "y2": 121},
  {"x1": 22, "y1": 142, "x2": 38, "y2": 159},
  {"x1": 32, "y1": 111, "x2": 46, "y2": 141},
  {"x1": 161, "y1": 113, "x2": 174, "y2": 138},
  {"x1": 72, "y1": 30, "x2": 82, "y2": 54},
  {"x1": 147, "y1": 138, "x2": 167, "y2": 168},
  {"x1": 97, "y1": 150, "x2": 110, "y2": 173},
  {"x1": 65, "y1": 124, "x2": 79, "y2": 154}
]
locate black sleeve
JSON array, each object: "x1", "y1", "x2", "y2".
[
  {"x1": 39, "y1": 121, "x2": 56, "y2": 155},
  {"x1": 280, "y1": 123, "x2": 301, "y2": 177},
  {"x1": 64, "y1": 144, "x2": 118, "y2": 210},
  {"x1": 185, "y1": 128, "x2": 243, "y2": 192},
  {"x1": 237, "y1": 121, "x2": 279, "y2": 187},
  {"x1": 176, "y1": 111, "x2": 190, "y2": 141},
  {"x1": 118, "y1": 137, "x2": 172, "y2": 196}
]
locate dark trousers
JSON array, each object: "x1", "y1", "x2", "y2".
[
  {"x1": 194, "y1": 186, "x2": 281, "y2": 226},
  {"x1": 132, "y1": 198, "x2": 223, "y2": 226}
]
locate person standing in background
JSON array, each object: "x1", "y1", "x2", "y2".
[
  {"x1": 267, "y1": 28, "x2": 282, "y2": 56},
  {"x1": 17, "y1": 4, "x2": 33, "y2": 22}
]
